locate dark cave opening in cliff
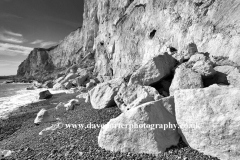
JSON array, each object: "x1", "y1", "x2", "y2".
[{"x1": 149, "y1": 30, "x2": 157, "y2": 39}]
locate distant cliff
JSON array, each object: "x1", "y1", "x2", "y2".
[{"x1": 18, "y1": 0, "x2": 240, "y2": 80}]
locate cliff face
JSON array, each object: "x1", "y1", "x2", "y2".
[
  {"x1": 92, "y1": 0, "x2": 240, "y2": 78},
  {"x1": 18, "y1": 0, "x2": 240, "y2": 79},
  {"x1": 17, "y1": 48, "x2": 55, "y2": 79}
]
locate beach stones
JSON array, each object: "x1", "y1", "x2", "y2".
[{"x1": 39, "y1": 90, "x2": 52, "y2": 99}]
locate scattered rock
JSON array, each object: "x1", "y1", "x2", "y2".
[
  {"x1": 89, "y1": 78, "x2": 124, "y2": 109},
  {"x1": 34, "y1": 109, "x2": 54, "y2": 125},
  {"x1": 64, "y1": 81, "x2": 72, "y2": 89},
  {"x1": 76, "y1": 69, "x2": 89, "y2": 86},
  {"x1": 39, "y1": 123, "x2": 63, "y2": 136},
  {"x1": 43, "y1": 80, "x2": 53, "y2": 88},
  {"x1": 175, "y1": 85, "x2": 240, "y2": 160},
  {"x1": 86, "y1": 80, "x2": 96, "y2": 90},
  {"x1": 76, "y1": 93, "x2": 89, "y2": 103},
  {"x1": 61, "y1": 73, "x2": 78, "y2": 84},
  {"x1": 26, "y1": 86, "x2": 35, "y2": 90},
  {"x1": 187, "y1": 53, "x2": 216, "y2": 77},
  {"x1": 114, "y1": 83, "x2": 163, "y2": 112},
  {"x1": 169, "y1": 64, "x2": 203, "y2": 96},
  {"x1": 182, "y1": 43, "x2": 198, "y2": 60},
  {"x1": 64, "y1": 99, "x2": 80, "y2": 111},
  {"x1": 55, "y1": 76, "x2": 64, "y2": 84},
  {"x1": 39, "y1": 90, "x2": 53, "y2": 99},
  {"x1": 98, "y1": 100, "x2": 180, "y2": 155},
  {"x1": 53, "y1": 83, "x2": 65, "y2": 90},
  {"x1": 128, "y1": 53, "x2": 176, "y2": 86},
  {"x1": 0, "y1": 149, "x2": 14, "y2": 159}
]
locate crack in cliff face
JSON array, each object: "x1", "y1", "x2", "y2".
[{"x1": 115, "y1": 3, "x2": 146, "y2": 27}]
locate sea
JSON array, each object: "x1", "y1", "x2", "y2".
[{"x1": 0, "y1": 79, "x2": 69, "y2": 120}]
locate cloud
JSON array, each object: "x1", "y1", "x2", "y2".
[
  {"x1": 0, "y1": 29, "x2": 26, "y2": 44},
  {"x1": 4, "y1": 30, "x2": 22, "y2": 37},
  {"x1": 31, "y1": 39, "x2": 57, "y2": 48},
  {"x1": 31, "y1": 39, "x2": 43, "y2": 44},
  {"x1": 0, "y1": 42, "x2": 33, "y2": 56}
]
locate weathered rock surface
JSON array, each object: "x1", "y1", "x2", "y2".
[
  {"x1": 43, "y1": 80, "x2": 53, "y2": 88},
  {"x1": 227, "y1": 68, "x2": 240, "y2": 87},
  {"x1": 98, "y1": 100, "x2": 180, "y2": 154},
  {"x1": 64, "y1": 99, "x2": 80, "y2": 111},
  {"x1": 187, "y1": 53, "x2": 216, "y2": 77},
  {"x1": 175, "y1": 85, "x2": 240, "y2": 160},
  {"x1": 128, "y1": 53, "x2": 176, "y2": 86},
  {"x1": 34, "y1": 109, "x2": 51, "y2": 125},
  {"x1": 39, "y1": 90, "x2": 52, "y2": 99},
  {"x1": 169, "y1": 64, "x2": 203, "y2": 96},
  {"x1": 89, "y1": 78, "x2": 124, "y2": 109},
  {"x1": 61, "y1": 73, "x2": 78, "y2": 84},
  {"x1": 114, "y1": 83, "x2": 162, "y2": 112},
  {"x1": 53, "y1": 83, "x2": 65, "y2": 90}
]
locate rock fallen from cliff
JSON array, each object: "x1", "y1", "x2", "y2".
[
  {"x1": 187, "y1": 53, "x2": 216, "y2": 77},
  {"x1": 39, "y1": 90, "x2": 53, "y2": 99},
  {"x1": 42, "y1": 80, "x2": 53, "y2": 88},
  {"x1": 0, "y1": 149, "x2": 14, "y2": 159},
  {"x1": 128, "y1": 53, "x2": 176, "y2": 86},
  {"x1": 64, "y1": 81, "x2": 72, "y2": 90},
  {"x1": 53, "y1": 83, "x2": 65, "y2": 90},
  {"x1": 227, "y1": 68, "x2": 240, "y2": 87},
  {"x1": 204, "y1": 65, "x2": 236, "y2": 86},
  {"x1": 39, "y1": 122, "x2": 62, "y2": 136},
  {"x1": 34, "y1": 109, "x2": 52, "y2": 125},
  {"x1": 64, "y1": 99, "x2": 80, "y2": 111},
  {"x1": 89, "y1": 78, "x2": 124, "y2": 109},
  {"x1": 169, "y1": 64, "x2": 203, "y2": 96},
  {"x1": 98, "y1": 100, "x2": 180, "y2": 155},
  {"x1": 114, "y1": 83, "x2": 162, "y2": 112},
  {"x1": 174, "y1": 85, "x2": 240, "y2": 160},
  {"x1": 61, "y1": 73, "x2": 78, "y2": 84}
]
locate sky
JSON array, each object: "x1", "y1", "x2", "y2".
[{"x1": 0, "y1": 0, "x2": 84, "y2": 76}]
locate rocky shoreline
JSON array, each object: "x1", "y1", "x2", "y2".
[{"x1": 0, "y1": 90, "x2": 220, "y2": 160}]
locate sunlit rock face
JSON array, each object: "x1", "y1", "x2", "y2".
[
  {"x1": 18, "y1": 0, "x2": 240, "y2": 81},
  {"x1": 92, "y1": 0, "x2": 240, "y2": 78}
]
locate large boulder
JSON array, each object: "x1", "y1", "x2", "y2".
[
  {"x1": 227, "y1": 68, "x2": 240, "y2": 87},
  {"x1": 114, "y1": 83, "x2": 162, "y2": 112},
  {"x1": 169, "y1": 64, "x2": 203, "y2": 96},
  {"x1": 128, "y1": 53, "x2": 176, "y2": 86},
  {"x1": 39, "y1": 90, "x2": 52, "y2": 99},
  {"x1": 204, "y1": 65, "x2": 236, "y2": 86},
  {"x1": 98, "y1": 100, "x2": 180, "y2": 154},
  {"x1": 187, "y1": 53, "x2": 216, "y2": 77},
  {"x1": 175, "y1": 85, "x2": 240, "y2": 160},
  {"x1": 89, "y1": 78, "x2": 124, "y2": 109}
]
